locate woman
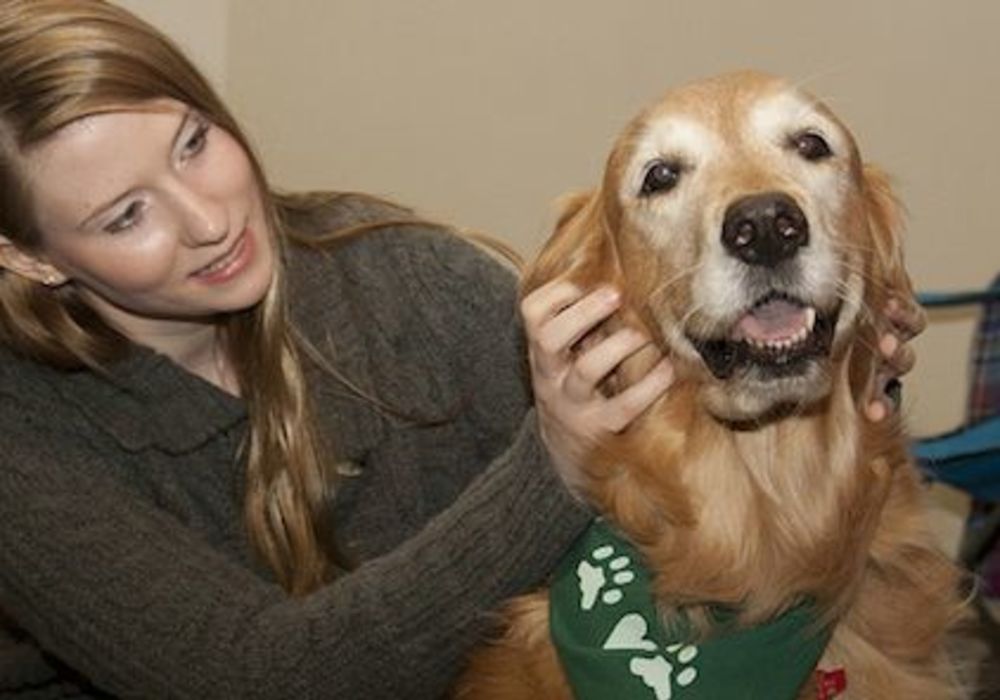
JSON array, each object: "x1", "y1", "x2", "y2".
[{"x1": 0, "y1": 1, "x2": 915, "y2": 697}]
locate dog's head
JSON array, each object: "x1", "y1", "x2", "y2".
[{"x1": 525, "y1": 71, "x2": 916, "y2": 422}]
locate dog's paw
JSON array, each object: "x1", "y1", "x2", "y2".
[{"x1": 576, "y1": 542, "x2": 637, "y2": 610}]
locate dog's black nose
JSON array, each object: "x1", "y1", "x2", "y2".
[{"x1": 721, "y1": 192, "x2": 809, "y2": 267}]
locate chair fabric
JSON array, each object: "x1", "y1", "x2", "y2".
[{"x1": 912, "y1": 276, "x2": 1000, "y2": 591}]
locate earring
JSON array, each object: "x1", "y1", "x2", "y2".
[{"x1": 43, "y1": 274, "x2": 60, "y2": 287}]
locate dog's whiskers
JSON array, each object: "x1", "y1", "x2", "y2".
[
  {"x1": 677, "y1": 302, "x2": 707, "y2": 332},
  {"x1": 649, "y1": 263, "x2": 704, "y2": 305},
  {"x1": 831, "y1": 276, "x2": 879, "y2": 333},
  {"x1": 834, "y1": 253, "x2": 902, "y2": 304}
]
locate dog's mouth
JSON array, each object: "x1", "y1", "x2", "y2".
[{"x1": 689, "y1": 292, "x2": 840, "y2": 380}]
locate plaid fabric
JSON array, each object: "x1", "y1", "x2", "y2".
[
  {"x1": 967, "y1": 272, "x2": 1000, "y2": 424},
  {"x1": 965, "y1": 273, "x2": 1000, "y2": 596}
]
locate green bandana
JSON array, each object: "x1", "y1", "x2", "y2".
[{"x1": 550, "y1": 520, "x2": 832, "y2": 699}]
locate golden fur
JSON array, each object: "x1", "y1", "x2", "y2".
[{"x1": 454, "y1": 71, "x2": 968, "y2": 699}]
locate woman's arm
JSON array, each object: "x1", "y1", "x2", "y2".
[
  {"x1": 0, "y1": 399, "x2": 585, "y2": 699},
  {"x1": 0, "y1": 222, "x2": 602, "y2": 699},
  {"x1": 0, "y1": 215, "x2": 671, "y2": 697}
]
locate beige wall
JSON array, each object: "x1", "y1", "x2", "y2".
[
  {"x1": 116, "y1": 0, "x2": 230, "y2": 92},
  {"x1": 122, "y1": 1, "x2": 1000, "y2": 438}
]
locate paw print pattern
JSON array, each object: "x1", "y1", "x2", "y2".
[
  {"x1": 664, "y1": 643, "x2": 699, "y2": 689},
  {"x1": 603, "y1": 614, "x2": 700, "y2": 699},
  {"x1": 629, "y1": 647, "x2": 699, "y2": 700},
  {"x1": 576, "y1": 543, "x2": 638, "y2": 611}
]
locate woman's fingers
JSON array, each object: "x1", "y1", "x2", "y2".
[
  {"x1": 520, "y1": 280, "x2": 585, "y2": 333},
  {"x1": 522, "y1": 281, "x2": 621, "y2": 378},
  {"x1": 865, "y1": 296, "x2": 924, "y2": 422},
  {"x1": 522, "y1": 280, "x2": 674, "y2": 496},
  {"x1": 562, "y1": 328, "x2": 650, "y2": 401},
  {"x1": 884, "y1": 296, "x2": 927, "y2": 341},
  {"x1": 603, "y1": 359, "x2": 675, "y2": 432},
  {"x1": 878, "y1": 333, "x2": 916, "y2": 377},
  {"x1": 865, "y1": 370, "x2": 896, "y2": 423}
]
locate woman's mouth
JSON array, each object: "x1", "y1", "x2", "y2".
[{"x1": 191, "y1": 229, "x2": 254, "y2": 284}]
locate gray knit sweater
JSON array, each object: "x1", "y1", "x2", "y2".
[{"x1": 0, "y1": 197, "x2": 591, "y2": 698}]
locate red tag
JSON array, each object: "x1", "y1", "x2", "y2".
[{"x1": 816, "y1": 667, "x2": 847, "y2": 699}]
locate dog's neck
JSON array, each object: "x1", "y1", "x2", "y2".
[{"x1": 588, "y1": 342, "x2": 898, "y2": 626}]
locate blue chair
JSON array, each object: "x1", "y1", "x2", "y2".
[
  {"x1": 912, "y1": 280, "x2": 1000, "y2": 571},
  {"x1": 915, "y1": 417, "x2": 1000, "y2": 502}
]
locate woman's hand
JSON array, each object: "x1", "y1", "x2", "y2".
[
  {"x1": 521, "y1": 280, "x2": 674, "y2": 495},
  {"x1": 865, "y1": 297, "x2": 927, "y2": 422}
]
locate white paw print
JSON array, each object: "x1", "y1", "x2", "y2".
[
  {"x1": 576, "y1": 542, "x2": 637, "y2": 610},
  {"x1": 603, "y1": 615, "x2": 700, "y2": 699},
  {"x1": 664, "y1": 643, "x2": 700, "y2": 688}
]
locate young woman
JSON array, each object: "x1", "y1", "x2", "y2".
[{"x1": 0, "y1": 1, "x2": 917, "y2": 697}]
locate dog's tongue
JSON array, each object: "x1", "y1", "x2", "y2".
[{"x1": 733, "y1": 299, "x2": 808, "y2": 342}]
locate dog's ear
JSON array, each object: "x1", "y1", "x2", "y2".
[
  {"x1": 862, "y1": 164, "x2": 918, "y2": 310},
  {"x1": 520, "y1": 189, "x2": 623, "y2": 298},
  {"x1": 849, "y1": 164, "x2": 924, "y2": 407},
  {"x1": 522, "y1": 188, "x2": 664, "y2": 396}
]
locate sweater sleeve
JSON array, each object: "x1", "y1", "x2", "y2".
[
  {"x1": 0, "y1": 228, "x2": 592, "y2": 698},
  {"x1": 0, "y1": 401, "x2": 588, "y2": 698}
]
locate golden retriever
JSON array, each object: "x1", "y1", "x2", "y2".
[{"x1": 454, "y1": 71, "x2": 968, "y2": 699}]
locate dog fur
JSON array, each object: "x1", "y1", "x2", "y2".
[{"x1": 454, "y1": 71, "x2": 969, "y2": 699}]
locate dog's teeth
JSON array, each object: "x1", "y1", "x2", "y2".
[{"x1": 805, "y1": 308, "x2": 817, "y2": 332}]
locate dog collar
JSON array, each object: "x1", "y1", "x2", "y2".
[{"x1": 549, "y1": 520, "x2": 837, "y2": 699}]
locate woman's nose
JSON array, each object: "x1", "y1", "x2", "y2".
[{"x1": 174, "y1": 184, "x2": 229, "y2": 246}]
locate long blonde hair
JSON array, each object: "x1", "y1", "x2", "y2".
[{"x1": 0, "y1": 0, "x2": 331, "y2": 594}]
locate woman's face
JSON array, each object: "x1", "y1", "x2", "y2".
[{"x1": 19, "y1": 99, "x2": 276, "y2": 341}]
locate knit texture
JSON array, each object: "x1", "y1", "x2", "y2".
[{"x1": 0, "y1": 196, "x2": 591, "y2": 698}]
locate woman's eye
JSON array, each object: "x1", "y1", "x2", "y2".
[
  {"x1": 181, "y1": 121, "x2": 210, "y2": 160},
  {"x1": 104, "y1": 201, "x2": 145, "y2": 234},
  {"x1": 640, "y1": 160, "x2": 683, "y2": 196},
  {"x1": 791, "y1": 132, "x2": 833, "y2": 162}
]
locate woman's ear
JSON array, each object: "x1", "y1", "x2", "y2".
[{"x1": 0, "y1": 235, "x2": 67, "y2": 286}]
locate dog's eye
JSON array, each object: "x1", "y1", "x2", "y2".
[
  {"x1": 791, "y1": 132, "x2": 833, "y2": 162},
  {"x1": 640, "y1": 160, "x2": 683, "y2": 196}
]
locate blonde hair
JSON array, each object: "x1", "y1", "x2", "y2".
[{"x1": 0, "y1": 0, "x2": 331, "y2": 594}]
